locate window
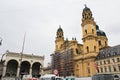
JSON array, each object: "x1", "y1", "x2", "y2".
[
  {"x1": 117, "y1": 58, "x2": 120, "y2": 62},
  {"x1": 104, "y1": 60, "x2": 106, "y2": 64},
  {"x1": 85, "y1": 30, "x2": 87, "y2": 34},
  {"x1": 104, "y1": 66, "x2": 107, "y2": 72},
  {"x1": 86, "y1": 46, "x2": 89, "y2": 53},
  {"x1": 88, "y1": 68, "x2": 90, "y2": 74},
  {"x1": 105, "y1": 41, "x2": 107, "y2": 46},
  {"x1": 112, "y1": 59, "x2": 115, "y2": 62},
  {"x1": 76, "y1": 48, "x2": 79, "y2": 54},
  {"x1": 113, "y1": 48, "x2": 118, "y2": 55},
  {"x1": 98, "y1": 41, "x2": 101, "y2": 46},
  {"x1": 97, "y1": 69, "x2": 99, "y2": 73},
  {"x1": 94, "y1": 46, "x2": 96, "y2": 51},
  {"x1": 118, "y1": 64, "x2": 120, "y2": 71},
  {"x1": 113, "y1": 66, "x2": 116, "y2": 72},
  {"x1": 92, "y1": 29, "x2": 94, "y2": 34},
  {"x1": 107, "y1": 60, "x2": 110, "y2": 64},
  {"x1": 108, "y1": 66, "x2": 111, "y2": 72},
  {"x1": 101, "y1": 68, "x2": 103, "y2": 72},
  {"x1": 88, "y1": 63, "x2": 90, "y2": 66}
]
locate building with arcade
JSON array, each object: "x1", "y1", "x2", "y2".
[{"x1": 0, "y1": 50, "x2": 44, "y2": 79}]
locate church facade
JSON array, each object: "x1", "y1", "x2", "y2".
[{"x1": 51, "y1": 6, "x2": 109, "y2": 77}]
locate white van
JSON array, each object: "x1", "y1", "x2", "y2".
[{"x1": 40, "y1": 74, "x2": 63, "y2": 80}]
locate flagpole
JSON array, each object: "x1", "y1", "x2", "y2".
[
  {"x1": 20, "y1": 32, "x2": 26, "y2": 79},
  {"x1": 20, "y1": 32, "x2": 26, "y2": 63},
  {"x1": 21, "y1": 32, "x2": 26, "y2": 54}
]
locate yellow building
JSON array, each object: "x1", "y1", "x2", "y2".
[
  {"x1": 74, "y1": 5, "x2": 108, "y2": 77},
  {"x1": 52, "y1": 5, "x2": 109, "y2": 77}
]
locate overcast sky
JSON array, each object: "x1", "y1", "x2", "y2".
[{"x1": 0, "y1": 0, "x2": 120, "y2": 66}]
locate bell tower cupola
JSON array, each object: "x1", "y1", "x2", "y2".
[
  {"x1": 57, "y1": 25, "x2": 64, "y2": 39},
  {"x1": 81, "y1": 5, "x2": 98, "y2": 55},
  {"x1": 82, "y1": 4, "x2": 96, "y2": 27},
  {"x1": 55, "y1": 25, "x2": 64, "y2": 51},
  {"x1": 81, "y1": 5, "x2": 108, "y2": 55}
]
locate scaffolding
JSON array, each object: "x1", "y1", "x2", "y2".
[{"x1": 51, "y1": 49, "x2": 74, "y2": 77}]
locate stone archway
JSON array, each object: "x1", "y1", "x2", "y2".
[
  {"x1": 20, "y1": 61, "x2": 30, "y2": 75},
  {"x1": 32, "y1": 62, "x2": 41, "y2": 77},
  {"x1": 114, "y1": 75, "x2": 119, "y2": 80},
  {"x1": 6, "y1": 59, "x2": 18, "y2": 77}
]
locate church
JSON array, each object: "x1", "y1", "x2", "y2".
[{"x1": 51, "y1": 5, "x2": 110, "y2": 77}]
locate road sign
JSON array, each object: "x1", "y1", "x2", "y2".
[{"x1": 54, "y1": 69, "x2": 58, "y2": 75}]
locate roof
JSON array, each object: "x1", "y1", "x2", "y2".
[
  {"x1": 96, "y1": 45, "x2": 120, "y2": 60},
  {"x1": 83, "y1": 4, "x2": 90, "y2": 11},
  {"x1": 96, "y1": 25, "x2": 106, "y2": 37},
  {"x1": 57, "y1": 26, "x2": 63, "y2": 32}
]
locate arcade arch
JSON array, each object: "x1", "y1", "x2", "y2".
[
  {"x1": 20, "y1": 61, "x2": 30, "y2": 75},
  {"x1": 6, "y1": 59, "x2": 18, "y2": 77},
  {"x1": 32, "y1": 62, "x2": 41, "y2": 77}
]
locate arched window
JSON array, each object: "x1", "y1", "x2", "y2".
[
  {"x1": 94, "y1": 46, "x2": 96, "y2": 51},
  {"x1": 105, "y1": 41, "x2": 107, "y2": 46},
  {"x1": 76, "y1": 48, "x2": 79, "y2": 54},
  {"x1": 98, "y1": 41, "x2": 101, "y2": 46},
  {"x1": 86, "y1": 46, "x2": 89, "y2": 53},
  {"x1": 92, "y1": 29, "x2": 94, "y2": 34},
  {"x1": 85, "y1": 30, "x2": 87, "y2": 34}
]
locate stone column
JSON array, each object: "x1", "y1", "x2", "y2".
[
  {"x1": 40, "y1": 66, "x2": 43, "y2": 76},
  {"x1": 17, "y1": 66, "x2": 20, "y2": 77},
  {"x1": 2, "y1": 65, "x2": 7, "y2": 77},
  {"x1": 30, "y1": 67, "x2": 32, "y2": 75}
]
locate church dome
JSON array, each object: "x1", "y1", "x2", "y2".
[
  {"x1": 82, "y1": 5, "x2": 93, "y2": 20},
  {"x1": 83, "y1": 5, "x2": 90, "y2": 11},
  {"x1": 97, "y1": 29, "x2": 106, "y2": 37},
  {"x1": 96, "y1": 25, "x2": 106, "y2": 37},
  {"x1": 56, "y1": 25, "x2": 64, "y2": 38},
  {"x1": 96, "y1": 25, "x2": 99, "y2": 30},
  {"x1": 57, "y1": 26, "x2": 63, "y2": 32}
]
